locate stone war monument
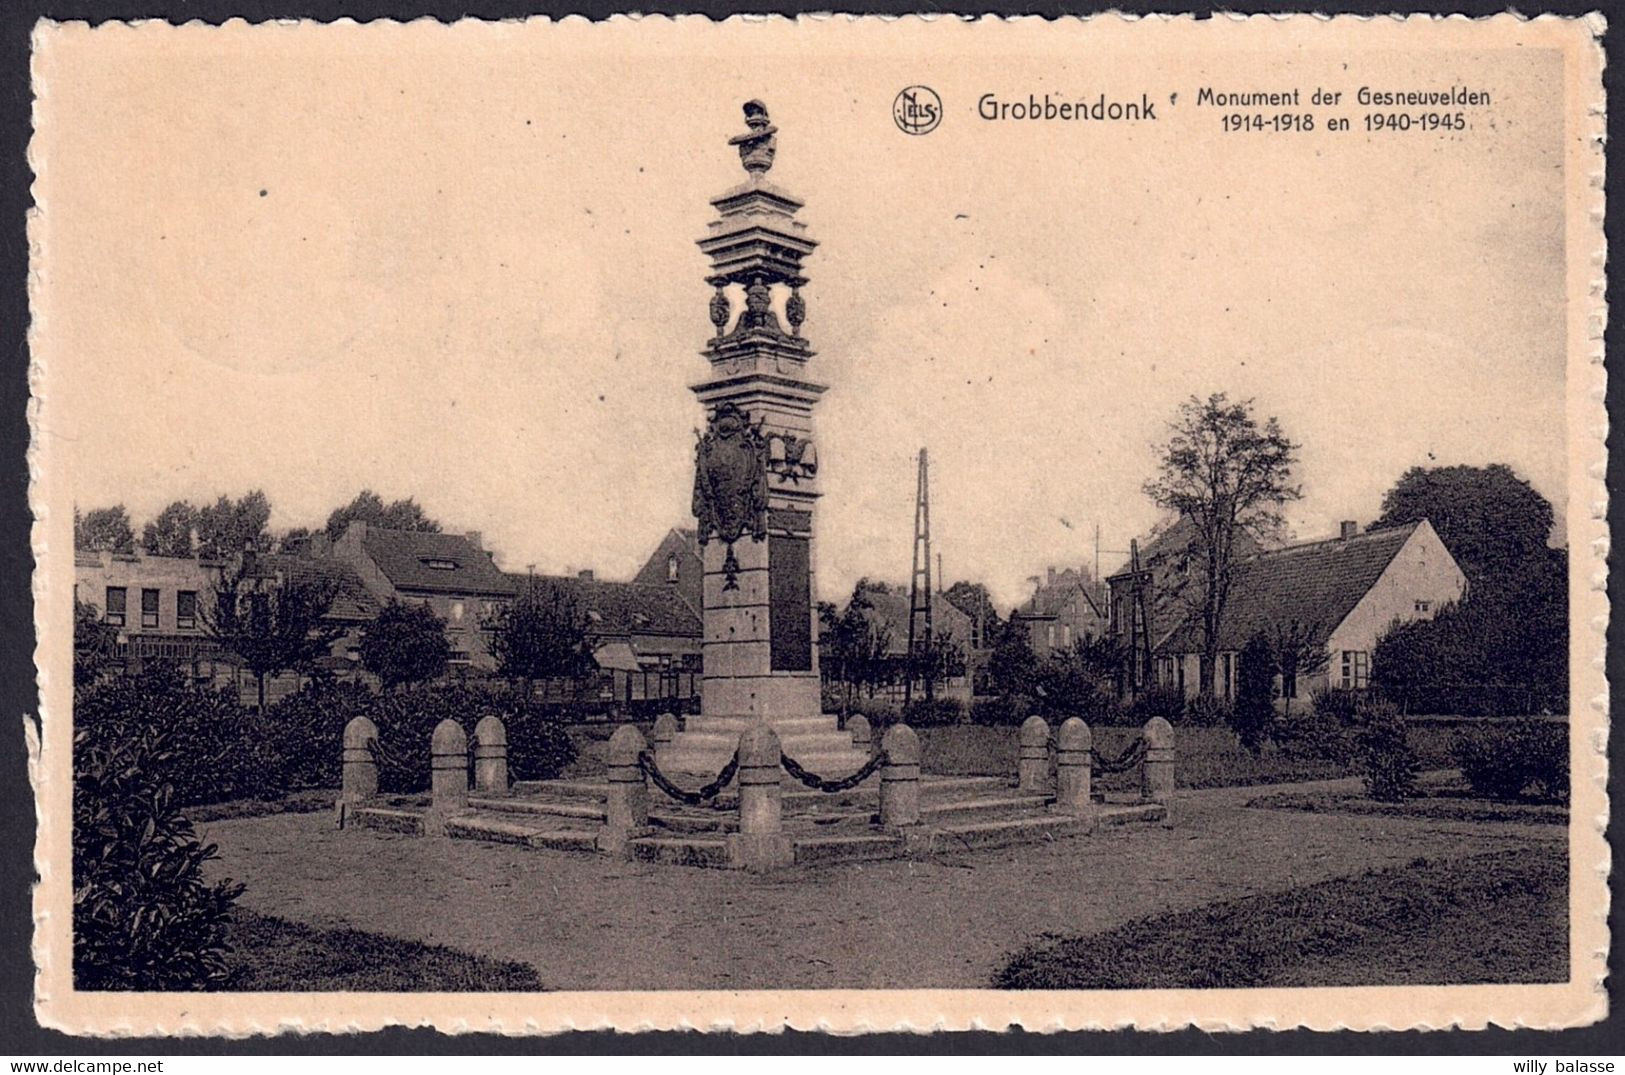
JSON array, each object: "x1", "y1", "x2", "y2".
[{"x1": 658, "y1": 102, "x2": 869, "y2": 778}]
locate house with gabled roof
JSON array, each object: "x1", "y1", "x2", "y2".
[
  {"x1": 1011, "y1": 566, "x2": 1108, "y2": 657},
  {"x1": 1153, "y1": 519, "x2": 1466, "y2": 702},
  {"x1": 332, "y1": 522, "x2": 515, "y2": 669},
  {"x1": 632, "y1": 526, "x2": 703, "y2": 617}
]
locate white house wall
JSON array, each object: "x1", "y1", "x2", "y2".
[{"x1": 1324, "y1": 520, "x2": 1468, "y2": 687}]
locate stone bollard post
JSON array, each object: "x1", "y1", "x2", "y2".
[
  {"x1": 472, "y1": 714, "x2": 509, "y2": 795},
  {"x1": 1018, "y1": 715, "x2": 1052, "y2": 794},
  {"x1": 1054, "y1": 717, "x2": 1093, "y2": 822},
  {"x1": 652, "y1": 712, "x2": 679, "y2": 753},
  {"x1": 879, "y1": 724, "x2": 921, "y2": 828},
  {"x1": 729, "y1": 725, "x2": 793, "y2": 872},
  {"x1": 337, "y1": 716, "x2": 379, "y2": 828},
  {"x1": 600, "y1": 724, "x2": 650, "y2": 857},
  {"x1": 428, "y1": 718, "x2": 469, "y2": 834},
  {"x1": 847, "y1": 714, "x2": 873, "y2": 754},
  {"x1": 1141, "y1": 716, "x2": 1176, "y2": 825}
]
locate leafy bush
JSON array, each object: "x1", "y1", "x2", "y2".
[
  {"x1": 1229, "y1": 633, "x2": 1277, "y2": 753},
  {"x1": 899, "y1": 697, "x2": 966, "y2": 727},
  {"x1": 1183, "y1": 694, "x2": 1233, "y2": 728},
  {"x1": 74, "y1": 715, "x2": 244, "y2": 989},
  {"x1": 1356, "y1": 698, "x2": 1416, "y2": 802},
  {"x1": 76, "y1": 666, "x2": 266, "y2": 806},
  {"x1": 1126, "y1": 685, "x2": 1186, "y2": 725},
  {"x1": 1274, "y1": 706, "x2": 1356, "y2": 766},
  {"x1": 971, "y1": 694, "x2": 1034, "y2": 727},
  {"x1": 368, "y1": 683, "x2": 578, "y2": 792},
  {"x1": 255, "y1": 679, "x2": 375, "y2": 790},
  {"x1": 1310, "y1": 688, "x2": 1362, "y2": 726},
  {"x1": 1453, "y1": 720, "x2": 1569, "y2": 803}
]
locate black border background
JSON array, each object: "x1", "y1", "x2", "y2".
[{"x1": 0, "y1": 0, "x2": 1618, "y2": 1054}]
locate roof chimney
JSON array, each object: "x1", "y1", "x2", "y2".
[
  {"x1": 1340, "y1": 520, "x2": 1358, "y2": 540},
  {"x1": 578, "y1": 569, "x2": 595, "y2": 581},
  {"x1": 1046, "y1": 567, "x2": 1057, "y2": 587},
  {"x1": 465, "y1": 530, "x2": 483, "y2": 550}
]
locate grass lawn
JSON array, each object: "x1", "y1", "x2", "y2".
[
  {"x1": 994, "y1": 845, "x2": 1567, "y2": 989},
  {"x1": 211, "y1": 908, "x2": 543, "y2": 991},
  {"x1": 917, "y1": 723, "x2": 1457, "y2": 791},
  {"x1": 1247, "y1": 783, "x2": 1568, "y2": 825}
]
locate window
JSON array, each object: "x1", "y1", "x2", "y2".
[
  {"x1": 1046, "y1": 624, "x2": 1055, "y2": 649},
  {"x1": 422, "y1": 558, "x2": 458, "y2": 571},
  {"x1": 176, "y1": 590, "x2": 197, "y2": 630},
  {"x1": 1341, "y1": 650, "x2": 1371, "y2": 690},
  {"x1": 1222, "y1": 653, "x2": 1234, "y2": 700},
  {"x1": 448, "y1": 650, "x2": 471, "y2": 665},
  {"x1": 1415, "y1": 600, "x2": 1432, "y2": 614},
  {"x1": 1062, "y1": 624, "x2": 1073, "y2": 646},
  {"x1": 141, "y1": 588, "x2": 160, "y2": 629},
  {"x1": 450, "y1": 600, "x2": 465, "y2": 623},
  {"x1": 104, "y1": 587, "x2": 126, "y2": 627},
  {"x1": 666, "y1": 554, "x2": 679, "y2": 584}
]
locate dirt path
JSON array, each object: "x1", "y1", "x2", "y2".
[{"x1": 201, "y1": 785, "x2": 1560, "y2": 991}]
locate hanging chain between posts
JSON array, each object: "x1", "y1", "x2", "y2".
[
  {"x1": 638, "y1": 749, "x2": 739, "y2": 806},
  {"x1": 780, "y1": 750, "x2": 886, "y2": 793},
  {"x1": 1091, "y1": 736, "x2": 1149, "y2": 774},
  {"x1": 1042, "y1": 731, "x2": 1150, "y2": 774}
]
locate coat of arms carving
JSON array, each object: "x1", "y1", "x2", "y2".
[{"x1": 692, "y1": 402, "x2": 769, "y2": 588}]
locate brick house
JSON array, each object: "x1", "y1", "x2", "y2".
[
  {"x1": 330, "y1": 522, "x2": 515, "y2": 670},
  {"x1": 1010, "y1": 566, "x2": 1108, "y2": 658},
  {"x1": 1153, "y1": 520, "x2": 1467, "y2": 702},
  {"x1": 631, "y1": 527, "x2": 703, "y2": 617}
]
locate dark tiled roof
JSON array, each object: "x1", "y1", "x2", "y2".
[
  {"x1": 1017, "y1": 571, "x2": 1105, "y2": 620},
  {"x1": 504, "y1": 574, "x2": 700, "y2": 638},
  {"x1": 857, "y1": 590, "x2": 974, "y2": 655},
  {"x1": 362, "y1": 529, "x2": 514, "y2": 597},
  {"x1": 1158, "y1": 523, "x2": 1421, "y2": 655},
  {"x1": 261, "y1": 554, "x2": 379, "y2": 623}
]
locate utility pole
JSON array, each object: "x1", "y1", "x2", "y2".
[{"x1": 905, "y1": 448, "x2": 934, "y2": 706}]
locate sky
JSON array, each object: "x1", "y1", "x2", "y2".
[{"x1": 35, "y1": 22, "x2": 1570, "y2": 610}]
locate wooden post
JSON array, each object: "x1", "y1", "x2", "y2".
[
  {"x1": 730, "y1": 725, "x2": 792, "y2": 872},
  {"x1": 1018, "y1": 715, "x2": 1051, "y2": 794},
  {"x1": 337, "y1": 716, "x2": 378, "y2": 828},
  {"x1": 473, "y1": 714, "x2": 508, "y2": 795},
  {"x1": 848, "y1": 714, "x2": 873, "y2": 753},
  {"x1": 428, "y1": 718, "x2": 469, "y2": 833},
  {"x1": 880, "y1": 724, "x2": 921, "y2": 827},
  {"x1": 1141, "y1": 715, "x2": 1175, "y2": 824},
  {"x1": 1054, "y1": 717, "x2": 1093, "y2": 819},
  {"x1": 601, "y1": 724, "x2": 649, "y2": 857}
]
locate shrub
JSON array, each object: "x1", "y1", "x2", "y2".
[
  {"x1": 360, "y1": 599, "x2": 451, "y2": 690},
  {"x1": 1274, "y1": 706, "x2": 1356, "y2": 766},
  {"x1": 1310, "y1": 688, "x2": 1362, "y2": 727},
  {"x1": 1230, "y1": 633, "x2": 1277, "y2": 753},
  {"x1": 971, "y1": 694, "x2": 1033, "y2": 727},
  {"x1": 900, "y1": 697, "x2": 966, "y2": 727},
  {"x1": 1126, "y1": 685, "x2": 1185, "y2": 726},
  {"x1": 255, "y1": 679, "x2": 376, "y2": 791},
  {"x1": 1182, "y1": 694, "x2": 1233, "y2": 728},
  {"x1": 1356, "y1": 698, "x2": 1416, "y2": 802},
  {"x1": 74, "y1": 716, "x2": 244, "y2": 989},
  {"x1": 368, "y1": 683, "x2": 579, "y2": 792},
  {"x1": 1453, "y1": 720, "x2": 1569, "y2": 803},
  {"x1": 75, "y1": 666, "x2": 265, "y2": 806}
]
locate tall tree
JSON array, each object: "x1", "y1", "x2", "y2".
[
  {"x1": 1370, "y1": 463, "x2": 1554, "y2": 585},
  {"x1": 74, "y1": 506, "x2": 135, "y2": 554},
  {"x1": 325, "y1": 490, "x2": 442, "y2": 541},
  {"x1": 201, "y1": 557, "x2": 341, "y2": 710},
  {"x1": 1266, "y1": 617, "x2": 1330, "y2": 716},
  {"x1": 73, "y1": 598, "x2": 120, "y2": 688},
  {"x1": 141, "y1": 500, "x2": 198, "y2": 557},
  {"x1": 195, "y1": 491, "x2": 272, "y2": 560},
  {"x1": 359, "y1": 600, "x2": 451, "y2": 691},
  {"x1": 1144, "y1": 393, "x2": 1301, "y2": 697},
  {"x1": 484, "y1": 580, "x2": 595, "y2": 703}
]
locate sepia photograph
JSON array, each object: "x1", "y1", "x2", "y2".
[{"x1": 24, "y1": 13, "x2": 1608, "y2": 1035}]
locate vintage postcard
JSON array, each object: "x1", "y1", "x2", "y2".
[{"x1": 26, "y1": 13, "x2": 1607, "y2": 1035}]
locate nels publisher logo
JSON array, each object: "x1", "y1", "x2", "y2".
[{"x1": 893, "y1": 86, "x2": 942, "y2": 135}]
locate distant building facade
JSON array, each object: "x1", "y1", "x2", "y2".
[
  {"x1": 1010, "y1": 566, "x2": 1107, "y2": 658},
  {"x1": 1153, "y1": 520, "x2": 1467, "y2": 701},
  {"x1": 631, "y1": 527, "x2": 703, "y2": 617}
]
